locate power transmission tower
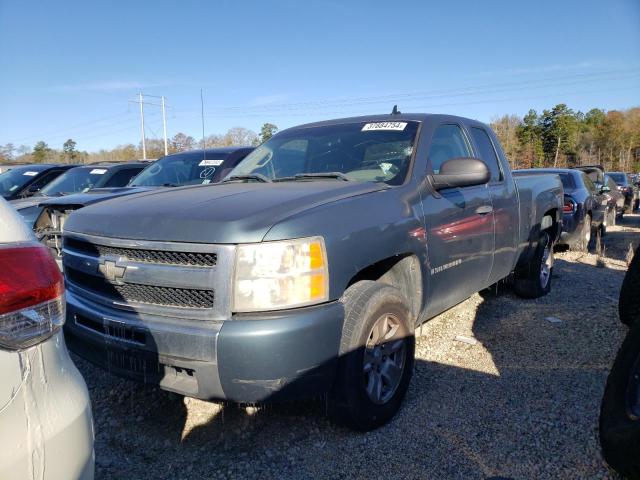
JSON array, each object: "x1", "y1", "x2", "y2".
[{"x1": 129, "y1": 93, "x2": 170, "y2": 159}]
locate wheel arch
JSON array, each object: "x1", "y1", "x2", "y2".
[{"x1": 345, "y1": 254, "x2": 423, "y2": 323}]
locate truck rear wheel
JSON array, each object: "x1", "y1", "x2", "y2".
[
  {"x1": 513, "y1": 231, "x2": 553, "y2": 298},
  {"x1": 599, "y1": 320, "x2": 640, "y2": 479},
  {"x1": 330, "y1": 281, "x2": 414, "y2": 431}
]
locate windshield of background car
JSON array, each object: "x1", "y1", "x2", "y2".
[
  {"x1": 230, "y1": 121, "x2": 420, "y2": 185},
  {"x1": 0, "y1": 165, "x2": 48, "y2": 198},
  {"x1": 608, "y1": 173, "x2": 627, "y2": 185},
  {"x1": 130, "y1": 152, "x2": 228, "y2": 186},
  {"x1": 605, "y1": 176, "x2": 619, "y2": 190},
  {"x1": 40, "y1": 167, "x2": 109, "y2": 195}
]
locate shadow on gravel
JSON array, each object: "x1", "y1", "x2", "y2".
[
  {"x1": 75, "y1": 218, "x2": 639, "y2": 479},
  {"x1": 599, "y1": 213, "x2": 640, "y2": 262}
]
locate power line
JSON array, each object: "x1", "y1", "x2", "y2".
[{"x1": 172, "y1": 67, "x2": 640, "y2": 116}]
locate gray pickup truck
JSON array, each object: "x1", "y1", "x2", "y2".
[{"x1": 62, "y1": 114, "x2": 562, "y2": 430}]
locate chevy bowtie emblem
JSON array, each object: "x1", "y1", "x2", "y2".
[{"x1": 98, "y1": 259, "x2": 126, "y2": 283}]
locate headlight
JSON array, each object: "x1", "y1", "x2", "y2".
[{"x1": 232, "y1": 236, "x2": 329, "y2": 312}]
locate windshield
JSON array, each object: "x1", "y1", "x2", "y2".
[
  {"x1": 130, "y1": 152, "x2": 230, "y2": 187},
  {"x1": 230, "y1": 121, "x2": 420, "y2": 185},
  {"x1": 608, "y1": 172, "x2": 627, "y2": 185},
  {"x1": 0, "y1": 166, "x2": 48, "y2": 198},
  {"x1": 40, "y1": 166, "x2": 109, "y2": 195}
]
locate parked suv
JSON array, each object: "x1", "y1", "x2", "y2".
[
  {"x1": 607, "y1": 171, "x2": 638, "y2": 213},
  {"x1": 0, "y1": 198, "x2": 94, "y2": 479},
  {"x1": 0, "y1": 164, "x2": 75, "y2": 201},
  {"x1": 514, "y1": 168, "x2": 606, "y2": 250},
  {"x1": 11, "y1": 162, "x2": 147, "y2": 227},
  {"x1": 62, "y1": 114, "x2": 562, "y2": 430}
]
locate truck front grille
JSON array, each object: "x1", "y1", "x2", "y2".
[
  {"x1": 67, "y1": 268, "x2": 215, "y2": 308},
  {"x1": 62, "y1": 233, "x2": 234, "y2": 320},
  {"x1": 65, "y1": 237, "x2": 217, "y2": 267}
]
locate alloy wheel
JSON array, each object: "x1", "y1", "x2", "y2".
[{"x1": 363, "y1": 313, "x2": 407, "y2": 405}]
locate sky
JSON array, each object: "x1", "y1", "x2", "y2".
[{"x1": 1, "y1": 0, "x2": 639, "y2": 153}]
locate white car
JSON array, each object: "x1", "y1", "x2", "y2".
[{"x1": 0, "y1": 197, "x2": 94, "y2": 479}]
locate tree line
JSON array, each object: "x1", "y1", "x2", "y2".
[
  {"x1": 0, "y1": 123, "x2": 279, "y2": 165},
  {"x1": 491, "y1": 105, "x2": 640, "y2": 171},
  {"x1": 2, "y1": 106, "x2": 639, "y2": 171}
]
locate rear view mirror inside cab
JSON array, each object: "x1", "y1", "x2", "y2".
[{"x1": 430, "y1": 157, "x2": 490, "y2": 190}]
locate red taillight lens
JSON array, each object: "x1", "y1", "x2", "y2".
[
  {"x1": 563, "y1": 198, "x2": 576, "y2": 213},
  {"x1": 0, "y1": 244, "x2": 65, "y2": 349}
]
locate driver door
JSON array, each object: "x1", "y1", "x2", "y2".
[{"x1": 421, "y1": 123, "x2": 495, "y2": 317}]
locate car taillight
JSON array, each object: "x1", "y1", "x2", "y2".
[
  {"x1": 563, "y1": 197, "x2": 576, "y2": 213},
  {"x1": 0, "y1": 244, "x2": 65, "y2": 350}
]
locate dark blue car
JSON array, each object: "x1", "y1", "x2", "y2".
[{"x1": 514, "y1": 168, "x2": 607, "y2": 251}]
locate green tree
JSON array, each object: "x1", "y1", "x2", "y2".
[
  {"x1": 259, "y1": 123, "x2": 278, "y2": 143},
  {"x1": 540, "y1": 104, "x2": 580, "y2": 167},
  {"x1": 516, "y1": 109, "x2": 544, "y2": 168},
  {"x1": 63, "y1": 138, "x2": 78, "y2": 163},
  {"x1": 32, "y1": 141, "x2": 51, "y2": 163}
]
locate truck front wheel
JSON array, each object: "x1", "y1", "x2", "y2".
[
  {"x1": 330, "y1": 281, "x2": 415, "y2": 431},
  {"x1": 513, "y1": 231, "x2": 553, "y2": 298}
]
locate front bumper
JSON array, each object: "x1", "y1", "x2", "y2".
[
  {"x1": 65, "y1": 290, "x2": 344, "y2": 403},
  {"x1": 0, "y1": 331, "x2": 94, "y2": 480}
]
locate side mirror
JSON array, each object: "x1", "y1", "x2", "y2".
[{"x1": 430, "y1": 157, "x2": 490, "y2": 191}]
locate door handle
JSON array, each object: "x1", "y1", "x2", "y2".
[{"x1": 475, "y1": 205, "x2": 493, "y2": 215}]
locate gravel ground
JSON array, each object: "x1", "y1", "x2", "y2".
[{"x1": 75, "y1": 214, "x2": 640, "y2": 480}]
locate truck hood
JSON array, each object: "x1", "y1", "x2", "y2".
[
  {"x1": 65, "y1": 181, "x2": 388, "y2": 244},
  {"x1": 39, "y1": 186, "x2": 155, "y2": 208}
]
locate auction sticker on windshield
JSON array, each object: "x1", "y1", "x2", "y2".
[
  {"x1": 199, "y1": 160, "x2": 224, "y2": 166},
  {"x1": 23, "y1": 171, "x2": 38, "y2": 176},
  {"x1": 362, "y1": 122, "x2": 407, "y2": 131},
  {"x1": 90, "y1": 169, "x2": 107, "y2": 174}
]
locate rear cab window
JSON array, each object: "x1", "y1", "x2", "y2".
[{"x1": 469, "y1": 127, "x2": 502, "y2": 182}]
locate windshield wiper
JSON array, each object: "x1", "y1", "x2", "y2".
[
  {"x1": 276, "y1": 172, "x2": 351, "y2": 182},
  {"x1": 161, "y1": 183, "x2": 179, "y2": 187},
  {"x1": 223, "y1": 174, "x2": 272, "y2": 183}
]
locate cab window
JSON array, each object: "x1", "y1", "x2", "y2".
[{"x1": 428, "y1": 124, "x2": 472, "y2": 174}]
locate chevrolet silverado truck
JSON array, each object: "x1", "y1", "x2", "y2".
[
  {"x1": 33, "y1": 147, "x2": 253, "y2": 264},
  {"x1": 61, "y1": 114, "x2": 562, "y2": 430}
]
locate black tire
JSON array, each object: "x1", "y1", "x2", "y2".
[
  {"x1": 329, "y1": 280, "x2": 415, "y2": 431},
  {"x1": 513, "y1": 231, "x2": 553, "y2": 298},
  {"x1": 620, "y1": 245, "x2": 640, "y2": 327},
  {"x1": 604, "y1": 208, "x2": 616, "y2": 234},
  {"x1": 599, "y1": 320, "x2": 640, "y2": 479},
  {"x1": 577, "y1": 214, "x2": 593, "y2": 252},
  {"x1": 625, "y1": 201, "x2": 633, "y2": 214}
]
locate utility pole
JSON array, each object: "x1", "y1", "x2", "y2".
[
  {"x1": 161, "y1": 96, "x2": 168, "y2": 156},
  {"x1": 129, "y1": 93, "x2": 169, "y2": 159},
  {"x1": 139, "y1": 92, "x2": 146, "y2": 160}
]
